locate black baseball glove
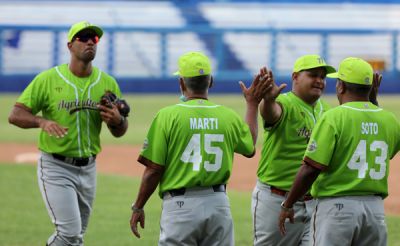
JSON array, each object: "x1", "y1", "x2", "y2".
[{"x1": 100, "y1": 91, "x2": 131, "y2": 117}]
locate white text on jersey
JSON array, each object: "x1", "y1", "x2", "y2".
[
  {"x1": 190, "y1": 118, "x2": 219, "y2": 130},
  {"x1": 361, "y1": 122, "x2": 378, "y2": 135}
]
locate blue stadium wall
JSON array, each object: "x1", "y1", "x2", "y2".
[
  {"x1": 1, "y1": 73, "x2": 399, "y2": 94},
  {"x1": 1, "y1": 0, "x2": 400, "y2": 94}
]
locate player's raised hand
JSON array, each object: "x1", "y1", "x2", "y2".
[
  {"x1": 369, "y1": 72, "x2": 382, "y2": 106},
  {"x1": 38, "y1": 119, "x2": 68, "y2": 138},
  {"x1": 258, "y1": 66, "x2": 287, "y2": 102},
  {"x1": 239, "y1": 68, "x2": 272, "y2": 104},
  {"x1": 130, "y1": 209, "x2": 145, "y2": 238}
]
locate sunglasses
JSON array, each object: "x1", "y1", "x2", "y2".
[{"x1": 73, "y1": 34, "x2": 99, "y2": 44}]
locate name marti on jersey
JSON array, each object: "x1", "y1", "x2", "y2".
[
  {"x1": 190, "y1": 118, "x2": 219, "y2": 130},
  {"x1": 361, "y1": 122, "x2": 378, "y2": 135}
]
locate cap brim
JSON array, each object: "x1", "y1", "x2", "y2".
[
  {"x1": 325, "y1": 65, "x2": 336, "y2": 74},
  {"x1": 327, "y1": 72, "x2": 339, "y2": 78},
  {"x1": 71, "y1": 25, "x2": 103, "y2": 41},
  {"x1": 83, "y1": 25, "x2": 103, "y2": 39},
  {"x1": 295, "y1": 64, "x2": 336, "y2": 74}
]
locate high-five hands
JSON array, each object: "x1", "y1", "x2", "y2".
[
  {"x1": 239, "y1": 67, "x2": 279, "y2": 104},
  {"x1": 369, "y1": 72, "x2": 382, "y2": 106},
  {"x1": 258, "y1": 67, "x2": 287, "y2": 102}
]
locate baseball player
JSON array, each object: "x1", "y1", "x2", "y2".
[
  {"x1": 129, "y1": 51, "x2": 269, "y2": 245},
  {"x1": 252, "y1": 54, "x2": 336, "y2": 245},
  {"x1": 8, "y1": 21, "x2": 128, "y2": 246},
  {"x1": 279, "y1": 57, "x2": 400, "y2": 245}
]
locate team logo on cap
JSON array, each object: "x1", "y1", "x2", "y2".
[
  {"x1": 308, "y1": 140, "x2": 317, "y2": 152},
  {"x1": 199, "y1": 69, "x2": 204, "y2": 75},
  {"x1": 364, "y1": 77, "x2": 370, "y2": 84}
]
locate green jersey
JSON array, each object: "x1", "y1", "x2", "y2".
[
  {"x1": 17, "y1": 64, "x2": 121, "y2": 157},
  {"x1": 304, "y1": 102, "x2": 400, "y2": 198},
  {"x1": 139, "y1": 99, "x2": 255, "y2": 197},
  {"x1": 257, "y1": 92, "x2": 331, "y2": 190}
]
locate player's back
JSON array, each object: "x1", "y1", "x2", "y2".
[
  {"x1": 309, "y1": 101, "x2": 400, "y2": 197},
  {"x1": 150, "y1": 99, "x2": 254, "y2": 194}
]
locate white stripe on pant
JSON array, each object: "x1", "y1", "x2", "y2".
[{"x1": 38, "y1": 152, "x2": 96, "y2": 246}]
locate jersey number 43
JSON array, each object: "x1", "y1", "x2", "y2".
[
  {"x1": 180, "y1": 133, "x2": 224, "y2": 172},
  {"x1": 347, "y1": 140, "x2": 388, "y2": 180}
]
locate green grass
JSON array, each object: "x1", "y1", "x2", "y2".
[
  {"x1": 1, "y1": 93, "x2": 399, "y2": 145},
  {"x1": 1, "y1": 163, "x2": 400, "y2": 246}
]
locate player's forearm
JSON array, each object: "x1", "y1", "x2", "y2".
[
  {"x1": 133, "y1": 166, "x2": 163, "y2": 209},
  {"x1": 8, "y1": 105, "x2": 43, "y2": 129},
  {"x1": 245, "y1": 102, "x2": 259, "y2": 145},
  {"x1": 260, "y1": 99, "x2": 282, "y2": 126},
  {"x1": 108, "y1": 117, "x2": 128, "y2": 137},
  {"x1": 283, "y1": 164, "x2": 320, "y2": 208}
]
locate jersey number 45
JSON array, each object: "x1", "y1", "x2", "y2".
[{"x1": 180, "y1": 133, "x2": 224, "y2": 172}]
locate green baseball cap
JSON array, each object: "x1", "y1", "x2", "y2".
[
  {"x1": 293, "y1": 54, "x2": 336, "y2": 74},
  {"x1": 68, "y1": 21, "x2": 103, "y2": 42},
  {"x1": 327, "y1": 57, "x2": 373, "y2": 85},
  {"x1": 173, "y1": 51, "x2": 212, "y2": 78}
]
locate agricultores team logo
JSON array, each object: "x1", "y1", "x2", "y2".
[
  {"x1": 58, "y1": 99, "x2": 99, "y2": 114},
  {"x1": 297, "y1": 126, "x2": 312, "y2": 143}
]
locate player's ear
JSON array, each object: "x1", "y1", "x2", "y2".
[
  {"x1": 337, "y1": 80, "x2": 346, "y2": 94},
  {"x1": 291, "y1": 72, "x2": 298, "y2": 84},
  {"x1": 209, "y1": 76, "x2": 213, "y2": 89},
  {"x1": 67, "y1": 42, "x2": 73, "y2": 50},
  {"x1": 179, "y1": 77, "x2": 186, "y2": 93}
]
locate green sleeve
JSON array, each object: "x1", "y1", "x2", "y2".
[
  {"x1": 304, "y1": 114, "x2": 337, "y2": 166},
  {"x1": 17, "y1": 73, "x2": 48, "y2": 115},
  {"x1": 392, "y1": 116, "x2": 400, "y2": 159},
  {"x1": 233, "y1": 116, "x2": 255, "y2": 156},
  {"x1": 104, "y1": 72, "x2": 121, "y2": 98},
  {"x1": 263, "y1": 95, "x2": 290, "y2": 131},
  {"x1": 140, "y1": 111, "x2": 167, "y2": 166}
]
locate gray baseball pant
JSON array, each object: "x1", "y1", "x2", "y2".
[
  {"x1": 38, "y1": 152, "x2": 96, "y2": 246},
  {"x1": 311, "y1": 196, "x2": 387, "y2": 246},
  {"x1": 252, "y1": 180, "x2": 314, "y2": 246},
  {"x1": 159, "y1": 186, "x2": 233, "y2": 246}
]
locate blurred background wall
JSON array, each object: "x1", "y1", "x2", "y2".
[{"x1": 0, "y1": 0, "x2": 399, "y2": 93}]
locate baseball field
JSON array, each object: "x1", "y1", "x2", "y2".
[{"x1": 0, "y1": 93, "x2": 399, "y2": 246}]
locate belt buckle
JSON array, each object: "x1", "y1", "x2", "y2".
[
  {"x1": 64, "y1": 157, "x2": 74, "y2": 165},
  {"x1": 75, "y1": 157, "x2": 89, "y2": 166},
  {"x1": 212, "y1": 184, "x2": 226, "y2": 192}
]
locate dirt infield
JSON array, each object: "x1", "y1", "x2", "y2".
[{"x1": 2, "y1": 143, "x2": 400, "y2": 216}]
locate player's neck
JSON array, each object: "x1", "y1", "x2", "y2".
[
  {"x1": 186, "y1": 96, "x2": 208, "y2": 100},
  {"x1": 340, "y1": 94, "x2": 370, "y2": 104},
  {"x1": 69, "y1": 61, "x2": 93, "y2": 77},
  {"x1": 184, "y1": 91, "x2": 208, "y2": 101}
]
